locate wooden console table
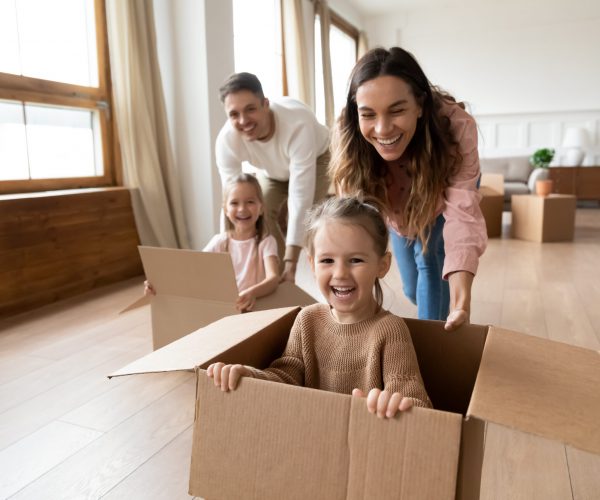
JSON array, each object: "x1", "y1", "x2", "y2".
[{"x1": 548, "y1": 166, "x2": 600, "y2": 201}]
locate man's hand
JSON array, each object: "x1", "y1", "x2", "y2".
[{"x1": 280, "y1": 260, "x2": 297, "y2": 283}]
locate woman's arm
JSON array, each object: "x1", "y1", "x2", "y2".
[{"x1": 445, "y1": 270, "x2": 474, "y2": 330}]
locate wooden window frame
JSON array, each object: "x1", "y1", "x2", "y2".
[
  {"x1": 329, "y1": 10, "x2": 360, "y2": 59},
  {"x1": 0, "y1": 0, "x2": 119, "y2": 195}
]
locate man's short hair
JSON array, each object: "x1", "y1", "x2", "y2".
[{"x1": 219, "y1": 72, "x2": 265, "y2": 103}]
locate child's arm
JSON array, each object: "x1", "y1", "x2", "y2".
[
  {"x1": 206, "y1": 309, "x2": 306, "y2": 390},
  {"x1": 207, "y1": 362, "x2": 254, "y2": 391},
  {"x1": 236, "y1": 255, "x2": 279, "y2": 312},
  {"x1": 143, "y1": 280, "x2": 156, "y2": 296},
  {"x1": 353, "y1": 317, "x2": 432, "y2": 418}
]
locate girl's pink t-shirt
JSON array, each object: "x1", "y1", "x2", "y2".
[
  {"x1": 203, "y1": 233, "x2": 278, "y2": 292},
  {"x1": 386, "y1": 101, "x2": 488, "y2": 279}
]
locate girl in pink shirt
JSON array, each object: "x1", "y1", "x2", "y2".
[
  {"x1": 146, "y1": 174, "x2": 279, "y2": 311},
  {"x1": 330, "y1": 47, "x2": 487, "y2": 329}
]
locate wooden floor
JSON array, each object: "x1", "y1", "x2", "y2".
[{"x1": 1, "y1": 208, "x2": 599, "y2": 499}]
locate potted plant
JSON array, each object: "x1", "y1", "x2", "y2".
[{"x1": 529, "y1": 148, "x2": 555, "y2": 196}]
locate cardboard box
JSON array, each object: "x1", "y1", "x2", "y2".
[
  {"x1": 479, "y1": 186, "x2": 504, "y2": 238},
  {"x1": 122, "y1": 246, "x2": 317, "y2": 349},
  {"x1": 479, "y1": 173, "x2": 504, "y2": 238},
  {"x1": 480, "y1": 173, "x2": 504, "y2": 196},
  {"x1": 110, "y1": 307, "x2": 600, "y2": 500},
  {"x1": 511, "y1": 194, "x2": 576, "y2": 242}
]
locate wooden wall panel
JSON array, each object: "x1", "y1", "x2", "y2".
[{"x1": 0, "y1": 188, "x2": 143, "y2": 317}]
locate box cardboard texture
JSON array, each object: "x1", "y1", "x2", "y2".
[
  {"x1": 511, "y1": 194, "x2": 576, "y2": 242},
  {"x1": 479, "y1": 173, "x2": 504, "y2": 238},
  {"x1": 110, "y1": 307, "x2": 600, "y2": 500},
  {"x1": 122, "y1": 246, "x2": 317, "y2": 349}
]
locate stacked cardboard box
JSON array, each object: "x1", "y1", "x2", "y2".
[
  {"x1": 511, "y1": 194, "x2": 576, "y2": 242},
  {"x1": 479, "y1": 173, "x2": 504, "y2": 238}
]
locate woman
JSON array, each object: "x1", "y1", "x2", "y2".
[{"x1": 329, "y1": 47, "x2": 487, "y2": 330}]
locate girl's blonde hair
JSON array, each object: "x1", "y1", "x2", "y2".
[
  {"x1": 222, "y1": 173, "x2": 269, "y2": 251},
  {"x1": 329, "y1": 46, "x2": 463, "y2": 250},
  {"x1": 305, "y1": 196, "x2": 389, "y2": 310}
]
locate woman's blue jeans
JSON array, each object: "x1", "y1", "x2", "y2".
[{"x1": 390, "y1": 214, "x2": 449, "y2": 320}]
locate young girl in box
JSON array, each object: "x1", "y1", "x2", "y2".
[
  {"x1": 208, "y1": 196, "x2": 431, "y2": 418},
  {"x1": 145, "y1": 173, "x2": 279, "y2": 312}
]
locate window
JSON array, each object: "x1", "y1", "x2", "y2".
[
  {"x1": 315, "y1": 11, "x2": 358, "y2": 124},
  {"x1": 232, "y1": 0, "x2": 284, "y2": 98},
  {"x1": 0, "y1": 0, "x2": 115, "y2": 194}
]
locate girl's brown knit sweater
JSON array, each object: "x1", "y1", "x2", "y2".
[{"x1": 248, "y1": 303, "x2": 432, "y2": 408}]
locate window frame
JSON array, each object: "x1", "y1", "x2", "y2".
[
  {"x1": 329, "y1": 10, "x2": 359, "y2": 59},
  {"x1": 0, "y1": 0, "x2": 119, "y2": 195}
]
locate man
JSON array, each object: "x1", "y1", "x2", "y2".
[{"x1": 216, "y1": 72, "x2": 330, "y2": 282}]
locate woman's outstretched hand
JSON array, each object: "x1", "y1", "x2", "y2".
[
  {"x1": 352, "y1": 388, "x2": 413, "y2": 418},
  {"x1": 444, "y1": 308, "x2": 469, "y2": 331}
]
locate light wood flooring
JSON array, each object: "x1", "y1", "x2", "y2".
[{"x1": 1, "y1": 208, "x2": 599, "y2": 499}]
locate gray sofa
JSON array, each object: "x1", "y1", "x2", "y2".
[{"x1": 479, "y1": 156, "x2": 547, "y2": 203}]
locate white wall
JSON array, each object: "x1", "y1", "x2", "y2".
[
  {"x1": 153, "y1": 0, "x2": 234, "y2": 249},
  {"x1": 362, "y1": 0, "x2": 600, "y2": 159}
]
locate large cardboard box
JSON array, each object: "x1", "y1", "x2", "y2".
[
  {"x1": 479, "y1": 173, "x2": 504, "y2": 238},
  {"x1": 122, "y1": 246, "x2": 317, "y2": 349},
  {"x1": 110, "y1": 307, "x2": 600, "y2": 500},
  {"x1": 511, "y1": 194, "x2": 576, "y2": 242}
]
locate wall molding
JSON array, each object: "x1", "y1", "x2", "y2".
[{"x1": 475, "y1": 109, "x2": 600, "y2": 165}]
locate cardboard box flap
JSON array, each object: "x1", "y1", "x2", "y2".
[
  {"x1": 119, "y1": 294, "x2": 150, "y2": 314},
  {"x1": 139, "y1": 246, "x2": 238, "y2": 302},
  {"x1": 190, "y1": 376, "x2": 351, "y2": 499},
  {"x1": 468, "y1": 326, "x2": 600, "y2": 454},
  {"x1": 109, "y1": 306, "x2": 300, "y2": 378},
  {"x1": 346, "y1": 398, "x2": 462, "y2": 500},
  {"x1": 254, "y1": 281, "x2": 317, "y2": 310},
  {"x1": 404, "y1": 318, "x2": 488, "y2": 415},
  {"x1": 191, "y1": 375, "x2": 463, "y2": 500}
]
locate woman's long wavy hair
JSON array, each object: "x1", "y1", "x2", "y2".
[{"x1": 329, "y1": 46, "x2": 463, "y2": 248}]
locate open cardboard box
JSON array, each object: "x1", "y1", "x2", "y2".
[
  {"x1": 121, "y1": 246, "x2": 317, "y2": 349},
  {"x1": 110, "y1": 307, "x2": 600, "y2": 499}
]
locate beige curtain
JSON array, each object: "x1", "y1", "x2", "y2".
[
  {"x1": 281, "y1": 0, "x2": 313, "y2": 106},
  {"x1": 358, "y1": 30, "x2": 369, "y2": 59},
  {"x1": 105, "y1": 0, "x2": 189, "y2": 248},
  {"x1": 315, "y1": 0, "x2": 334, "y2": 127}
]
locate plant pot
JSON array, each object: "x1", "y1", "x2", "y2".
[{"x1": 536, "y1": 179, "x2": 554, "y2": 197}]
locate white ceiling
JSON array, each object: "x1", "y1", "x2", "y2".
[
  {"x1": 346, "y1": 0, "x2": 574, "y2": 16},
  {"x1": 346, "y1": 0, "x2": 450, "y2": 15}
]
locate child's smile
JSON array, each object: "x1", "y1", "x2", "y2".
[
  {"x1": 310, "y1": 221, "x2": 391, "y2": 324},
  {"x1": 225, "y1": 182, "x2": 263, "y2": 239}
]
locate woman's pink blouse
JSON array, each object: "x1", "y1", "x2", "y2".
[{"x1": 386, "y1": 102, "x2": 488, "y2": 279}]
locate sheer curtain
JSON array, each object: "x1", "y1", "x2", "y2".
[
  {"x1": 105, "y1": 0, "x2": 189, "y2": 248},
  {"x1": 281, "y1": 0, "x2": 314, "y2": 107},
  {"x1": 315, "y1": 0, "x2": 334, "y2": 127}
]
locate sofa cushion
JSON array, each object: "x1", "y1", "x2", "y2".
[
  {"x1": 504, "y1": 182, "x2": 530, "y2": 200},
  {"x1": 480, "y1": 156, "x2": 533, "y2": 183}
]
